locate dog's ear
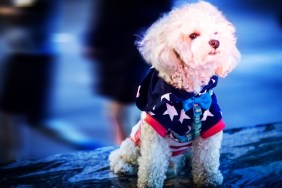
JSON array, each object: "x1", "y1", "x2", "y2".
[
  {"x1": 137, "y1": 35, "x2": 159, "y2": 66},
  {"x1": 218, "y1": 22, "x2": 241, "y2": 77},
  {"x1": 137, "y1": 15, "x2": 182, "y2": 72},
  {"x1": 139, "y1": 39, "x2": 181, "y2": 72},
  {"x1": 216, "y1": 42, "x2": 241, "y2": 77},
  {"x1": 159, "y1": 47, "x2": 182, "y2": 71}
]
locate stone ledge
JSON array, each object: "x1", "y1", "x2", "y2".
[{"x1": 1, "y1": 122, "x2": 282, "y2": 187}]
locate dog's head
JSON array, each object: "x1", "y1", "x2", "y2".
[{"x1": 138, "y1": 1, "x2": 240, "y2": 92}]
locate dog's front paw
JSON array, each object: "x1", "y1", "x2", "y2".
[
  {"x1": 194, "y1": 171, "x2": 223, "y2": 187},
  {"x1": 204, "y1": 172, "x2": 223, "y2": 187},
  {"x1": 111, "y1": 159, "x2": 137, "y2": 175},
  {"x1": 109, "y1": 149, "x2": 137, "y2": 175}
]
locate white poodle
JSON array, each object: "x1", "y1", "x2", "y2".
[{"x1": 109, "y1": 1, "x2": 240, "y2": 187}]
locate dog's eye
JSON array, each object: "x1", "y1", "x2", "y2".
[{"x1": 189, "y1": 33, "x2": 200, "y2": 40}]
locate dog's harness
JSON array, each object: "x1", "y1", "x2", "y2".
[{"x1": 131, "y1": 68, "x2": 225, "y2": 156}]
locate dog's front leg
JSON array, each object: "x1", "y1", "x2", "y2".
[
  {"x1": 137, "y1": 122, "x2": 170, "y2": 188},
  {"x1": 192, "y1": 131, "x2": 223, "y2": 187}
]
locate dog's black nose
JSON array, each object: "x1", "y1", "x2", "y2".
[{"x1": 209, "y1": 39, "x2": 220, "y2": 49}]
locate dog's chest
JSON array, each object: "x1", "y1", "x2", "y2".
[{"x1": 147, "y1": 93, "x2": 223, "y2": 142}]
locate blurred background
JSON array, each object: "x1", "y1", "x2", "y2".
[{"x1": 0, "y1": 0, "x2": 281, "y2": 164}]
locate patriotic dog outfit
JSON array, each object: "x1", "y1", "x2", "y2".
[{"x1": 130, "y1": 68, "x2": 225, "y2": 156}]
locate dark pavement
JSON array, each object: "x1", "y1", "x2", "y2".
[{"x1": 1, "y1": 122, "x2": 282, "y2": 187}]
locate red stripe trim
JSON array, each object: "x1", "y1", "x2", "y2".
[
  {"x1": 130, "y1": 127, "x2": 141, "y2": 146},
  {"x1": 169, "y1": 143, "x2": 192, "y2": 149},
  {"x1": 144, "y1": 113, "x2": 168, "y2": 137},
  {"x1": 201, "y1": 119, "x2": 225, "y2": 138},
  {"x1": 172, "y1": 150, "x2": 187, "y2": 156}
]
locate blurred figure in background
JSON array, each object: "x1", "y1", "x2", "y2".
[
  {"x1": 83, "y1": 0, "x2": 172, "y2": 144},
  {"x1": 278, "y1": 12, "x2": 282, "y2": 28},
  {"x1": 0, "y1": 0, "x2": 58, "y2": 163}
]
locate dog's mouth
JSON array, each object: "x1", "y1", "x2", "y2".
[{"x1": 208, "y1": 50, "x2": 220, "y2": 55}]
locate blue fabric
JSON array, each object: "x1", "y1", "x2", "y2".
[{"x1": 136, "y1": 68, "x2": 222, "y2": 137}]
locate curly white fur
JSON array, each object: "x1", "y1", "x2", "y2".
[
  {"x1": 109, "y1": 1, "x2": 240, "y2": 187},
  {"x1": 137, "y1": 122, "x2": 170, "y2": 188},
  {"x1": 192, "y1": 131, "x2": 223, "y2": 187},
  {"x1": 109, "y1": 138, "x2": 140, "y2": 175},
  {"x1": 138, "y1": 1, "x2": 240, "y2": 93}
]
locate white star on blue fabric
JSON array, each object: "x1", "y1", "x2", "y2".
[
  {"x1": 199, "y1": 89, "x2": 207, "y2": 96},
  {"x1": 136, "y1": 85, "x2": 141, "y2": 98},
  {"x1": 201, "y1": 110, "x2": 214, "y2": 121},
  {"x1": 148, "y1": 111, "x2": 155, "y2": 116},
  {"x1": 179, "y1": 109, "x2": 191, "y2": 123},
  {"x1": 163, "y1": 103, "x2": 178, "y2": 121},
  {"x1": 161, "y1": 93, "x2": 171, "y2": 101}
]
